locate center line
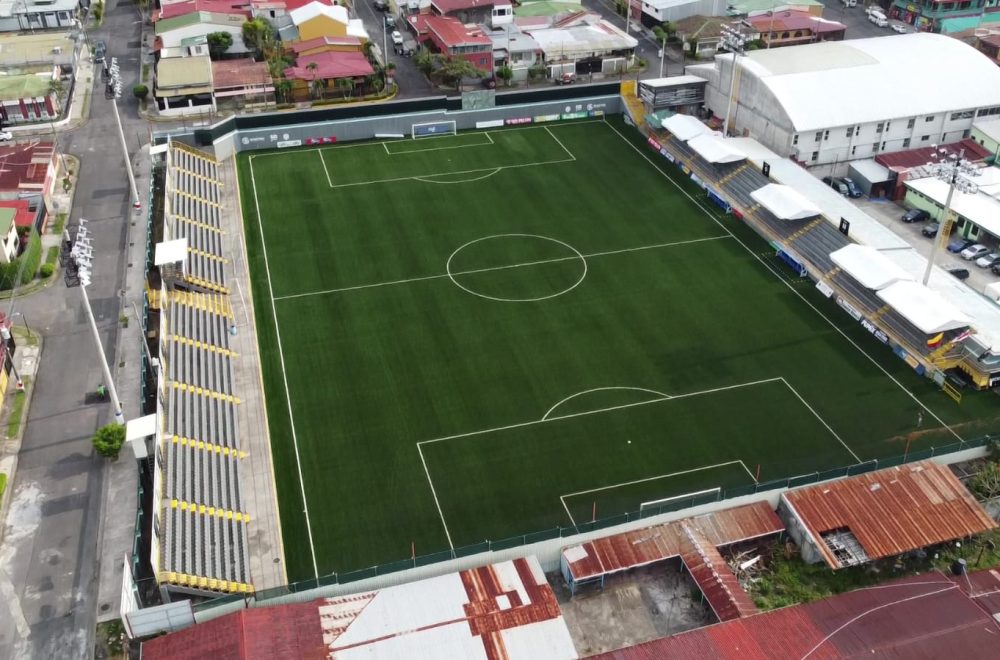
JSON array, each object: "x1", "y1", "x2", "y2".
[{"x1": 272, "y1": 235, "x2": 731, "y2": 301}]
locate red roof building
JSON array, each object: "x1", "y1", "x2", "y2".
[
  {"x1": 288, "y1": 35, "x2": 364, "y2": 56},
  {"x1": 873, "y1": 138, "x2": 992, "y2": 200},
  {"x1": 780, "y1": 461, "x2": 995, "y2": 569},
  {"x1": 0, "y1": 142, "x2": 57, "y2": 203},
  {"x1": 211, "y1": 59, "x2": 274, "y2": 106},
  {"x1": 283, "y1": 50, "x2": 374, "y2": 81},
  {"x1": 0, "y1": 200, "x2": 36, "y2": 230},
  {"x1": 155, "y1": 0, "x2": 251, "y2": 21},
  {"x1": 422, "y1": 15, "x2": 493, "y2": 72},
  {"x1": 744, "y1": 10, "x2": 846, "y2": 48},
  {"x1": 591, "y1": 570, "x2": 1000, "y2": 659}
]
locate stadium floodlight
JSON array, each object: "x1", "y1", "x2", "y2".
[
  {"x1": 719, "y1": 22, "x2": 749, "y2": 139},
  {"x1": 921, "y1": 147, "x2": 980, "y2": 286},
  {"x1": 108, "y1": 57, "x2": 141, "y2": 213},
  {"x1": 71, "y1": 221, "x2": 125, "y2": 425}
]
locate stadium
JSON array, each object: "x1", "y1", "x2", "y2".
[{"x1": 137, "y1": 82, "x2": 1000, "y2": 608}]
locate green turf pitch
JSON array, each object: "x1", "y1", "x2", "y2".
[{"x1": 238, "y1": 118, "x2": 998, "y2": 581}]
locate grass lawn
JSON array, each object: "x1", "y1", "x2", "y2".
[{"x1": 238, "y1": 118, "x2": 1000, "y2": 581}]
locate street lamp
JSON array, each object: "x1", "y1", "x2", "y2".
[
  {"x1": 921, "y1": 147, "x2": 980, "y2": 286},
  {"x1": 8, "y1": 312, "x2": 30, "y2": 339},
  {"x1": 70, "y1": 219, "x2": 125, "y2": 425},
  {"x1": 107, "y1": 58, "x2": 141, "y2": 213},
  {"x1": 719, "y1": 22, "x2": 749, "y2": 138}
]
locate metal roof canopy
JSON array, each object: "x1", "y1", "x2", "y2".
[
  {"x1": 686, "y1": 134, "x2": 746, "y2": 164},
  {"x1": 830, "y1": 244, "x2": 913, "y2": 291},
  {"x1": 750, "y1": 183, "x2": 821, "y2": 220},
  {"x1": 876, "y1": 280, "x2": 971, "y2": 335},
  {"x1": 782, "y1": 461, "x2": 995, "y2": 570},
  {"x1": 154, "y1": 237, "x2": 188, "y2": 266},
  {"x1": 661, "y1": 113, "x2": 710, "y2": 141}
]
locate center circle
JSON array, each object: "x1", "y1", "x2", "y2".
[{"x1": 445, "y1": 234, "x2": 588, "y2": 302}]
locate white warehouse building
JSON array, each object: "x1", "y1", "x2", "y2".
[{"x1": 685, "y1": 33, "x2": 1000, "y2": 170}]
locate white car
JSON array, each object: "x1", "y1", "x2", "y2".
[
  {"x1": 960, "y1": 244, "x2": 990, "y2": 260},
  {"x1": 0, "y1": 130, "x2": 11, "y2": 142},
  {"x1": 391, "y1": 30, "x2": 403, "y2": 46},
  {"x1": 975, "y1": 252, "x2": 1000, "y2": 268},
  {"x1": 891, "y1": 23, "x2": 907, "y2": 33}
]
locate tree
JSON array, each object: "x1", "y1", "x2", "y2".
[
  {"x1": 47, "y1": 78, "x2": 65, "y2": 114},
  {"x1": 528, "y1": 63, "x2": 547, "y2": 81},
  {"x1": 437, "y1": 56, "x2": 483, "y2": 91},
  {"x1": 496, "y1": 65, "x2": 513, "y2": 87},
  {"x1": 336, "y1": 77, "x2": 354, "y2": 99},
  {"x1": 207, "y1": 31, "x2": 233, "y2": 59},
  {"x1": 93, "y1": 424, "x2": 126, "y2": 459},
  {"x1": 241, "y1": 18, "x2": 275, "y2": 59},
  {"x1": 414, "y1": 50, "x2": 435, "y2": 76},
  {"x1": 132, "y1": 84, "x2": 148, "y2": 100},
  {"x1": 275, "y1": 78, "x2": 293, "y2": 103},
  {"x1": 970, "y1": 461, "x2": 1000, "y2": 500},
  {"x1": 306, "y1": 62, "x2": 323, "y2": 99}
]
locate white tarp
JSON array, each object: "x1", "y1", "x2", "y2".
[
  {"x1": 661, "y1": 113, "x2": 709, "y2": 141},
  {"x1": 686, "y1": 134, "x2": 746, "y2": 164},
  {"x1": 750, "y1": 183, "x2": 822, "y2": 220},
  {"x1": 877, "y1": 280, "x2": 971, "y2": 334},
  {"x1": 985, "y1": 282, "x2": 1000, "y2": 304},
  {"x1": 830, "y1": 244, "x2": 913, "y2": 291}
]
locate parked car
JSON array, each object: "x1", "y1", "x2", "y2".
[
  {"x1": 93, "y1": 40, "x2": 107, "y2": 63},
  {"x1": 960, "y1": 244, "x2": 990, "y2": 260},
  {"x1": 870, "y1": 14, "x2": 888, "y2": 26},
  {"x1": 921, "y1": 222, "x2": 939, "y2": 238},
  {"x1": 384, "y1": 15, "x2": 396, "y2": 29},
  {"x1": 976, "y1": 252, "x2": 1000, "y2": 268},
  {"x1": 821, "y1": 176, "x2": 849, "y2": 196},
  {"x1": 391, "y1": 30, "x2": 403, "y2": 46},
  {"x1": 890, "y1": 23, "x2": 907, "y2": 33},
  {"x1": 481, "y1": 77, "x2": 496, "y2": 89},
  {"x1": 373, "y1": 0, "x2": 389, "y2": 10},
  {"x1": 840, "y1": 177, "x2": 863, "y2": 198},
  {"x1": 901, "y1": 208, "x2": 930, "y2": 223},
  {"x1": 992, "y1": 263, "x2": 1000, "y2": 276},
  {"x1": 947, "y1": 237, "x2": 975, "y2": 252},
  {"x1": 555, "y1": 72, "x2": 576, "y2": 85},
  {"x1": 0, "y1": 130, "x2": 11, "y2": 143},
  {"x1": 946, "y1": 267, "x2": 971, "y2": 281}
]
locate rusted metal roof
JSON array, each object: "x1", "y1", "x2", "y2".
[
  {"x1": 782, "y1": 460, "x2": 996, "y2": 569},
  {"x1": 953, "y1": 566, "x2": 1000, "y2": 616},
  {"x1": 563, "y1": 501, "x2": 784, "y2": 583},
  {"x1": 679, "y1": 523, "x2": 758, "y2": 622},
  {"x1": 590, "y1": 571, "x2": 1000, "y2": 659}
]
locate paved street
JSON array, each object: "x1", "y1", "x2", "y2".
[
  {"x1": 353, "y1": 1, "x2": 434, "y2": 98},
  {"x1": 0, "y1": 0, "x2": 147, "y2": 657}
]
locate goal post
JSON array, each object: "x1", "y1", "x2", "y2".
[
  {"x1": 412, "y1": 120, "x2": 457, "y2": 139},
  {"x1": 639, "y1": 487, "x2": 721, "y2": 515}
]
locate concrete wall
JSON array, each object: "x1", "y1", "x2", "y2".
[{"x1": 971, "y1": 124, "x2": 1000, "y2": 162}]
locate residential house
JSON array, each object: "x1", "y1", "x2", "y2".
[
  {"x1": 420, "y1": 14, "x2": 493, "y2": 72},
  {"x1": 155, "y1": 55, "x2": 215, "y2": 114},
  {"x1": 873, "y1": 138, "x2": 991, "y2": 200},
  {"x1": 0, "y1": 142, "x2": 58, "y2": 219},
  {"x1": 0, "y1": 199, "x2": 45, "y2": 234},
  {"x1": 282, "y1": 50, "x2": 374, "y2": 101},
  {"x1": 430, "y1": 0, "x2": 499, "y2": 25},
  {"x1": 976, "y1": 28, "x2": 1000, "y2": 64},
  {"x1": 729, "y1": 0, "x2": 823, "y2": 16},
  {"x1": 155, "y1": 0, "x2": 251, "y2": 20},
  {"x1": 0, "y1": 32, "x2": 79, "y2": 75},
  {"x1": 971, "y1": 117, "x2": 1000, "y2": 160},
  {"x1": 488, "y1": 25, "x2": 539, "y2": 81},
  {"x1": 744, "y1": 10, "x2": 845, "y2": 48},
  {"x1": 154, "y1": 11, "x2": 250, "y2": 59},
  {"x1": 0, "y1": 208, "x2": 19, "y2": 263},
  {"x1": 674, "y1": 15, "x2": 731, "y2": 58},
  {"x1": 288, "y1": 34, "x2": 365, "y2": 57},
  {"x1": 0, "y1": 71, "x2": 59, "y2": 125},
  {"x1": 289, "y1": 1, "x2": 369, "y2": 43},
  {"x1": 0, "y1": 0, "x2": 81, "y2": 33},
  {"x1": 523, "y1": 11, "x2": 635, "y2": 74},
  {"x1": 211, "y1": 58, "x2": 274, "y2": 108}
]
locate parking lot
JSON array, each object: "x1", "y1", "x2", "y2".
[
  {"x1": 817, "y1": 0, "x2": 911, "y2": 38},
  {"x1": 854, "y1": 197, "x2": 999, "y2": 296}
]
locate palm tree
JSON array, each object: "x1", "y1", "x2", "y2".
[{"x1": 306, "y1": 61, "x2": 322, "y2": 100}]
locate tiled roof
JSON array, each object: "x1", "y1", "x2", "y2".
[
  {"x1": 744, "y1": 10, "x2": 845, "y2": 33},
  {"x1": 875, "y1": 138, "x2": 992, "y2": 170},
  {"x1": 155, "y1": 0, "x2": 251, "y2": 21},
  {"x1": 211, "y1": 58, "x2": 272, "y2": 88},
  {"x1": 284, "y1": 50, "x2": 373, "y2": 80},
  {"x1": 288, "y1": 35, "x2": 363, "y2": 52},
  {"x1": 425, "y1": 14, "x2": 492, "y2": 47},
  {"x1": 431, "y1": 0, "x2": 496, "y2": 14},
  {"x1": 0, "y1": 142, "x2": 55, "y2": 195}
]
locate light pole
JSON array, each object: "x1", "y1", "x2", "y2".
[
  {"x1": 71, "y1": 219, "x2": 125, "y2": 425},
  {"x1": 921, "y1": 147, "x2": 980, "y2": 286},
  {"x1": 9, "y1": 312, "x2": 30, "y2": 339},
  {"x1": 719, "y1": 22, "x2": 748, "y2": 138},
  {"x1": 108, "y1": 58, "x2": 141, "y2": 213}
]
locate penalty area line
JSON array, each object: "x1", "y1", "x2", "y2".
[
  {"x1": 417, "y1": 443, "x2": 455, "y2": 550},
  {"x1": 317, "y1": 149, "x2": 333, "y2": 187}
]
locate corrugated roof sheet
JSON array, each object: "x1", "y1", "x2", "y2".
[
  {"x1": 590, "y1": 571, "x2": 1000, "y2": 659},
  {"x1": 874, "y1": 138, "x2": 991, "y2": 170},
  {"x1": 0, "y1": 142, "x2": 54, "y2": 194},
  {"x1": 679, "y1": 523, "x2": 758, "y2": 622},
  {"x1": 953, "y1": 566, "x2": 1000, "y2": 616},
  {"x1": 563, "y1": 502, "x2": 784, "y2": 583},
  {"x1": 782, "y1": 461, "x2": 996, "y2": 569}
]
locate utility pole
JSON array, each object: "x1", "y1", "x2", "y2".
[
  {"x1": 108, "y1": 58, "x2": 141, "y2": 213},
  {"x1": 719, "y1": 22, "x2": 748, "y2": 138},
  {"x1": 921, "y1": 147, "x2": 980, "y2": 286},
  {"x1": 71, "y1": 219, "x2": 125, "y2": 425}
]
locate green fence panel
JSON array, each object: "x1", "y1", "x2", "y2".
[
  {"x1": 593, "y1": 513, "x2": 628, "y2": 531},
  {"x1": 787, "y1": 472, "x2": 820, "y2": 489},
  {"x1": 490, "y1": 536, "x2": 526, "y2": 552},
  {"x1": 847, "y1": 461, "x2": 878, "y2": 476},
  {"x1": 756, "y1": 478, "x2": 787, "y2": 493},
  {"x1": 376, "y1": 558, "x2": 415, "y2": 576},
  {"x1": 817, "y1": 467, "x2": 847, "y2": 482},
  {"x1": 415, "y1": 549, "x2": 455, "y2": 567},
  {"x1": 724, "y1": 483, "x2": 757, "y2": 498},
  {"x1": 339, "y1": 567, "x2": 377, "y2": 584},
  {"x1": 879, "y1": 454, "x2": 905, "y2": 469},
  {"x1": 317, "y1": 573, "x2": 339, "y2": 587},
  {"x1": 193, "y1": 593, "x2": 243, "y2": 613},
  {"x1": 907, "y1": 448, "x2": 935, "y2": 462},
  {"x1": 454, "y1": 541, "x2": 490, "y2": 558},
  {"x1": 524, "y1": 528, "x2": 560, "y2": 545}
]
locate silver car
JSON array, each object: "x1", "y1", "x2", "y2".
[{"x1": 960, "y1": 244, "x2": 990, "y2": 260}]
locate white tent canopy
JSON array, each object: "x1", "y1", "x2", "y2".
[
  {"x1": 750, "y1": 183, "x2": 822, "y2": 220},
  {"x1": 877, "y1": 280, "x2": 971, "y2": 335},
  {"x1": 830, "y1": 244, "x2": 913, "y2": 291},
  {"x1": 661, "y1": 114, "x2": 709, "y2": 141},
  {"x1": 686, "y1": 134, "x2": 746, "y2": 164}
]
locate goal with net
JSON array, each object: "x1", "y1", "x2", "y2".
[{"x1": 411, "y1": 121, "x2": 458, "y2": 139}]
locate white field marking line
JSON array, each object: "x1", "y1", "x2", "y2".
[
  {"x1": 316, "y1": 148, "x2": 332, "y2": 187},
  {"x1": 382, "y1": 141, "x2": 390, "y2": 156},
  {"x1": 602, "y1": 119, "x2": 962, "y2": 443},
  {"x1": 250, "y1": 121, "x2": 606, "y2": 159},
  {"x1": 273, "y1": 235, "x2": 729, "y2": 301},
  {"x1": 327, "y1": 156, "x2": 575, "y2": 189},
  {"x1": 800, "y1": 585, "x2": 958, "y2": 660},
  {"x1": 544, "y1": 126, "x2": 576, "y2": 162},
  {"x1": 416, "y1": 377, "x2": 783, "y2": 448},
  {"x1": 413, "y1": 168, "x2": 502, "y2": 185},
  {"x1": 542, "y1": 386, "x2": 671, "y2": 421},
  {"x1": 248, "y1": 155, "x2": 320, "y2": 580},
  {"x1": 779, "y1": 377, "x2": 861, "y2": 463},
  {"x1": 417, "y1": 443, "x2": 455, "y2": 550},
  {"x1": 384, "y1": 131, "x2": 494, "y2": 155}
]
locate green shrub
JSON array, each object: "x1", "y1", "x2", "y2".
[
  {"x1": 0, "y1": 230, "x2": 41, "y2": 290},
  {"x1": 93, "y1": 424, "x2": 126, "y2": 459},
  {"x1": 40, "y1": 263, "x2": 54, "y2": 278},
  {"x1": 133, "y1": 84, "x2": 149, "y2": 100}
]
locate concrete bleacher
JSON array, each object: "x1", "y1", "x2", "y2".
[{"x1": 154, "y1": 142, "x2": 252, "y2": 598}]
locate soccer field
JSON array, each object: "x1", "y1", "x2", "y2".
[{"x1": 237, "y1": 118, "x2": 995, "y2": 582}]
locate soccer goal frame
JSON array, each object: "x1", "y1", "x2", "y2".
[
  {"x1": 412, "y1": 121, "x2": 458, "y2": 139},
  {"x1": 640, "y1": 486, "x2": 721, "y2": 513}
]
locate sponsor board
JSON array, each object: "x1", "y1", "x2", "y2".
[
  {"x1": 647, "y1": 137, "x2": 661, "y2": 150},
  {"x1": 860, "y1": 317, "x2": 889, "y2": 344},
  {"x1": 276, "y1": 140, "x2": 302, "y2": 148},
  {"x1": 505, "y1": 117, "x2": 532, "y2": 125},
  {"x1": 476, "y1": 119, "x2": 505, "y2": 129},
  {"x1": 561, "y1": 111, "x2": 589, "y2": 120},
  {"x1": 837, "y1": 296, "x2": 862, "y2": 321},
  {"x1": 534, "y1": 114, "x2": 560, "y2": 123},
  {"x1": 690, "y1": 173, "x2": 705, "y2": 189},
  {"x1": 305, "y1": 136, "x2": 337, "y2": 145},
  {"x1": 241, "y1": 136, "x2": 266, "y2": 145},
  {"x1": 815, "y1": 280, "x2": 834, "y2": 298}
]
